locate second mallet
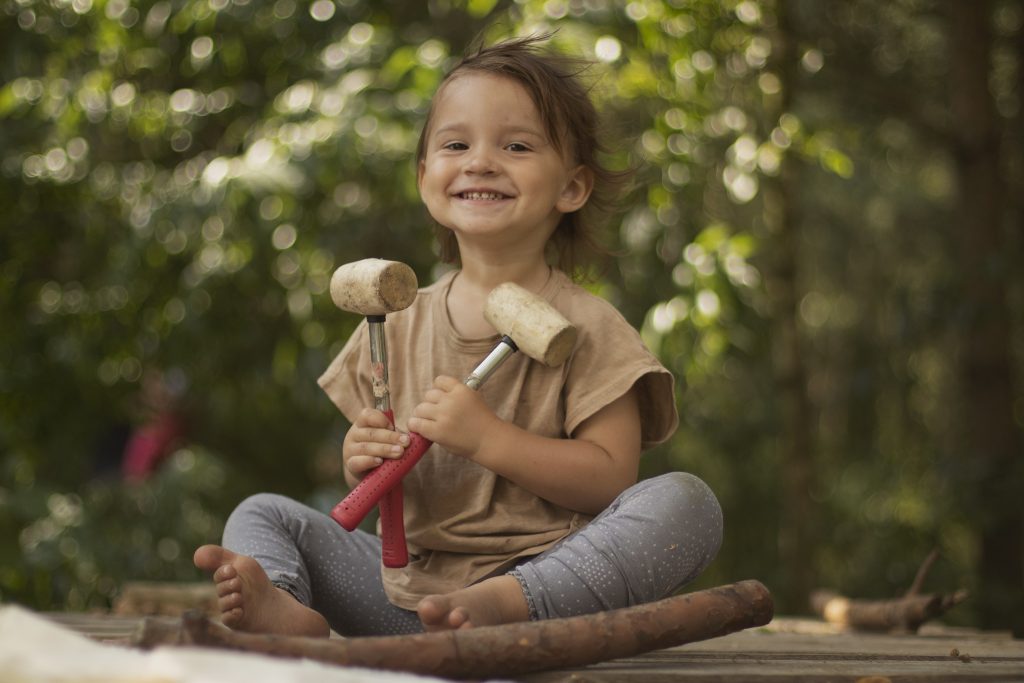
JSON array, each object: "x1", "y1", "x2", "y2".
[{"x1": 330, "y1": 282, "x2": 578, "y2": 539}]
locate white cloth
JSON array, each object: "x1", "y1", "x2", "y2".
[{"x1": 0, "y1": 605, "x2": 471, "y2": 683}]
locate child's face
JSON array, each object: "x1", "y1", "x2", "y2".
[{"x1": 417, "y1": 73, "x2": 591, "y2": 255}]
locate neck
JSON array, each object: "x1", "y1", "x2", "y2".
[
  {"x1": 454, "y1": 242, "x2": 553, "y2": 294},
  {"x1": 458, "y1": 260, "x2": 551, "y2": 294},
  {"x1": 443, "y1": 248, "x2": 553, "y2": 339}
]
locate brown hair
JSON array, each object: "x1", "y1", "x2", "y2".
[{"x1": 415, "y1": 33, "x2": 629, "y2": 276}]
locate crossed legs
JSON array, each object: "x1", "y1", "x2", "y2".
[{"x1": 194, "y1": 473, "x2": 722, "y2": 635}]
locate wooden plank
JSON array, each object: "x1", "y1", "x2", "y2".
[
  {"x1": 41, "y1": 612, "x2": 146, "y2": 642},
  {"x1": 518, "y1": 626, "x2": 1024, "y2": 682}
]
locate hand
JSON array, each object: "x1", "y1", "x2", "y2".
[
  {"x1": 407, "y1": 375, "x2": 500, "y2": 459},
  {"x1": 342, "y1": 408, "x2": 410, "y2": 482}
]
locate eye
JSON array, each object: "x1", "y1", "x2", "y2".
[
  {"x1": 506, "y1": 142, "x2": 531, "y2": 152},
  {"x1": 442, "y1": 141, "x2": 468, "y2": 151}
]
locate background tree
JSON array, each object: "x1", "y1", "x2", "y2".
[{"x1": 948, "y1": 0, "x2": 1022, "y2": 634}]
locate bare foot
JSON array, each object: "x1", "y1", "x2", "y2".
[
  {"x1": 416, "y1": 575, "x2": 529, "y2": 631},
  {"x1": 193, "y1": 544, "x2": 329, "y2": 637}
]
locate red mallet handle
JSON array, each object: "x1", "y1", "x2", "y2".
[
  {"x1": 375, "y1": 409, "x2": 409, "y2": 567},
  {"x1": 330, "y1": 431, "x2": 433, "y2": 531},
  {"x1": 378, "y1": 483, "x2": 407, "y2": 567}
]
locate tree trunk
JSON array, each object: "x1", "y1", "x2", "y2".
[
  {"x1": 948, "y1": 0, "x2": 1024, "y2": 636},
  {"x1": 765, "y1": 0, "x2": 816, "y2": 613}
]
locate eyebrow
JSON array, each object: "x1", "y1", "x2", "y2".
[{"x1": 432, "y1": 123, "x2": 547, "y2": 139}]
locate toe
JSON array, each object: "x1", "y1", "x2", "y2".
[
  {"x1": 194, "y1": 544, "x2": 237, "y2": 573},
  {"x1": 416, "y1": 596, "x2": 447, "y2": 626},
  {"x1": 214, "y1": 563, "x2": 238, "y2": 582},
  {"x1": 220, "y1": 591, "x2": 243, "y2": 612},
  {"x1": 216, "y1": 577, "x2": 242, "y2": 597},
  {"x1": 449, "y1": 607, "x2": 471, "y2": 629},
  {"x1": 221, "y1": 607, "x2": 244, "y2": 628}
]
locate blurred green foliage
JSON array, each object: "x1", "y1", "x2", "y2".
[
  {"x1": 1, "y1": 0, "x2": 1021, "y2": 632},
  {"x1": 2, "y1": 447, "x2": 226, "y2": 610}
]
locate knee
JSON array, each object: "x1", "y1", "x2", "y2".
[
  {"x1": 646, "y1": 472, "x2": 723, "y2": 555},
  {"x1": 227, "y1": 492, "x2": 293, "y2": 525},
  {"x1": 235, "y1": 492, "x2": 289, "y2": 514},
  {"x1": 644, "y1": 471, "x2": 718, "y2": 507}
]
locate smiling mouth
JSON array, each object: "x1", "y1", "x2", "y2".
[{"x1": 456, "y1": 191, "x2": 511, "y2": 200}]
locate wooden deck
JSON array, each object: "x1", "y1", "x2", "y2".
[
  {"x1": 41, "y1": 611, "x2": 1024, "y2": 682},
  {"x1": 522, "y1": 621, "x2": 1024, "y2": 682}
]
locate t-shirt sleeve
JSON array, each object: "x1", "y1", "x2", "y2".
[
  {"x1": 317, "y1": 320, "x2": 374, "y2": 424},
  {"x1": 562, "y1": 298, "x2": 678, "y2": 449}
]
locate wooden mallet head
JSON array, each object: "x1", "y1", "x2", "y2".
[
  {"x1": 484, "y1": 282, "x2": 577, "y2": 367},
  {"x1": 330, "y1": 259, "x2": 418, "y2": 316}
]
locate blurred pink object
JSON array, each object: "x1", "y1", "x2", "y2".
[{"x1": 121, "y1": 412, "x2": 184, "y2": 479}]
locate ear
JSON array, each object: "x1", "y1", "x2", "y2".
[
  {"x1": 416, "y1": 159, "x2": 426, "y2": 191},
  {"x1": 556, "y1": 165, "x2": 594, "y2": 213}
]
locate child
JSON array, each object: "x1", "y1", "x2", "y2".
[{"x1": 194, "y1": 35, "x2": 722, "y2": 637}]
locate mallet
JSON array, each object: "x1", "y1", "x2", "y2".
[
  {"x1": 330, "y1": 282, "x2": 578, "y2": 552},
  {"x1": 329, "y1": 258, "x2": 418, "y2": 567}
]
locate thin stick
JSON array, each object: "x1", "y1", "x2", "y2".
[{"x1": 905, "y1": 547, "x2": 940, "y2": 597}]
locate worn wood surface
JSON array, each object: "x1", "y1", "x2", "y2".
[
  {"x1": 519, "y1": 621, "x2": 1024, "y2": 682},
  {"x1": 42, "y1": 612, "x2": 1024, "y2": 682}
]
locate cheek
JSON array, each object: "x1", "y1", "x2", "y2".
[
  {"x1": 420, "y1": 160, "x2": 450, "y2": 189},
  {"x1": 419, "y1": 171, "x2": 448, "y2": 209}
]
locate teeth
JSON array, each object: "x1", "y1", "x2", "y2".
[{"x1": 461, "y1": 192, "x2": 505, "y2": 200}]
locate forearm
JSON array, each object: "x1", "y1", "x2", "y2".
[
  {"x1": 470, "y1": 420, "x2": 638, "y2": 515},
  {"x1": 408, "y1": 380, "x2": 643, "y2": 514}
]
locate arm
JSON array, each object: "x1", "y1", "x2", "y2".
[{"x1": 407, "y1": 376, "x2": 641, "y2": 515}]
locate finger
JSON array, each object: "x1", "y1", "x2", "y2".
[
  {"x1": 423, "y1": 388, "x2": 446, "y2": 403},
  {"x1": 411, "y1": 401, "x2": 440, "y2": 421},
  {"x1": 355, "y1": 439, "x2": 407, "y2": 458},
  {"x1": 347, "y1": 454, "x2": 385, "y2": 475},
  {"x1": 360, "y1": 427, "x2": 409, "y2": 446},
  {"x1": 406, "y1": 416, "x2": 436, "y2": 441},
  {"x1": 433, "y1": 375, "x2": 460, "y2": 390},
  {"x1": 356, "y1": 407, "x2": 393, "y2": 428}
]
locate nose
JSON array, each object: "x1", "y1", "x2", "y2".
[{"x1": 464, "y1": 146, "x2": 498, "y2": 175}]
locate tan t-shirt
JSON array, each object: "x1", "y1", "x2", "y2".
[{"x1": 318, "y1": 268, "x2": 677, "y2": 609}]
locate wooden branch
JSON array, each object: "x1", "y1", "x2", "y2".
[
  {"x1": 134, "y1": 579, "x2": 773, "y2": 679},
  {"x1": 905, "y1": 548, "x2": 940, "y2": 598},
  {"x1": 810, "y1": 588, "x2": 968, "y2": 634},
  {"x1": 810, "y1": 549, "x2": 969, "y2": 633},
  {"x1": 113, "y1": 581, "x2": 217, "y2": 617}
]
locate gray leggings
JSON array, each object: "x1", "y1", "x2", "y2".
[{"x1": 221, "y1": 472, "x2": 722, "y2": 636}]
